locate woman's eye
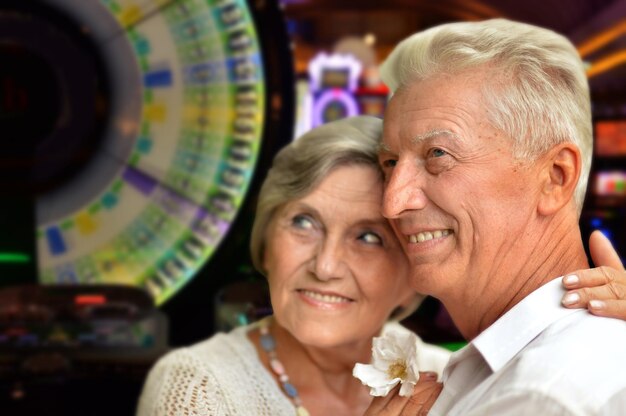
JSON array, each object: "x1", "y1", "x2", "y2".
[
  {"x1": 292, "y1": 215, "x2": 314, "y2": 230},
  {"x1": 360, "y1": 231, "x2": 382, "y2": 245}
]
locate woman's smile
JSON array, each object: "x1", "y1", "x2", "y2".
[{"x1": 297, "y1": 288, "x2": 354, "y2": 309}]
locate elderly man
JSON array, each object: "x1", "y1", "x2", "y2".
[{"x1": 371, "y1": 19, "x2": 626, "y2": 415}]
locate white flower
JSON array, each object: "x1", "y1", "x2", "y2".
[{"x1": 352, "y1": 329, "x2": 421, "y2": 397}]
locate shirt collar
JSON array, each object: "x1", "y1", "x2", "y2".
[{"x1": 471, "y1": 276, "x2": 581, "y2": 372}]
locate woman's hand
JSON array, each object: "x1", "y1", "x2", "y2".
[
  {"x1": 363, "y1": 372, "x2": 442, "y2": 416},
  {"x1": 561, "y1": 230, "x2": 626, "y2": 319}
]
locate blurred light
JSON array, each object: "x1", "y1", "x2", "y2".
[
  {"x1": 0, "y1": 252, "x2": 30, "y2": 263},
  {"x1": 599, "y1": 228, "x2": 614, "y2": 242},
  {"x1": 363, "y1": 33, "x2": 376, "y2": 47},
  {"x1": 587, "y1": 50, "x2": 626, "y2": 78},
  {"x1": 577, "y1": 20, "x2": 626, "y2": 58},
  {"x1": 75, "y1": 294, "x2": 107, "y2": 305},
  {"x1": 308, "y1": 53, "x2": 362, "y2": 91}
]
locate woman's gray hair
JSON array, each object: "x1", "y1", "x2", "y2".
[
  {"x1": 380, "y1": 18, "x2": 592, "y2": 215},
  {"x1": 250, "y1": 115, "x2": 383, "y2": 274}
]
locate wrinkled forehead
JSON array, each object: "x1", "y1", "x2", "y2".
[{"x1": 378, "y1": 129, "x2": 461, "y2": 153}]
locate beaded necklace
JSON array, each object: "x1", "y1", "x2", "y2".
[{"x1": 259, "y1": 322, "x2": 311, "y2": 416}]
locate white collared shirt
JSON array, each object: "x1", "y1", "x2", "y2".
[{"x1": 430, "y1": 277, "x2": 626, "y2": 415}]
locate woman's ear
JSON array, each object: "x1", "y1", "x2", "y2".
[{"x1": 537, "y1": 143, "x2": 581, "y2": 216}]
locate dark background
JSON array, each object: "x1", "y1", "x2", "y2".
[{"x1": 0, "y1": 1, "x2": 625, "y2": 415}]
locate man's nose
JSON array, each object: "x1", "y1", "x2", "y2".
[{"x1": 382, "y1": 161, "x2": 428, "y2": 219}]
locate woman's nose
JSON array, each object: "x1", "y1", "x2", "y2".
[{"x1": 308, "y1": 238, "x2": 348, "y2": 281}]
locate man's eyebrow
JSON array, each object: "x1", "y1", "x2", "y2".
[
  {"x1": 378, "y1": 129, "x2": 460, "y2": 153},
  {"x1": 377, "y1": 141, "x2": 390, "y2": 153},
  {"x1": 412, "y1": 129, "x2": 460, "y2": 143}
]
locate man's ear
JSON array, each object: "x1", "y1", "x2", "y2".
[{"x1": 537, "y1": 143, "x2": 581, "y2": 216}]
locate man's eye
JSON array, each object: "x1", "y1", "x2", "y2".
[
  {"x1": 360, "y1": 231, "x2": 382, "y2": 245},
  {"x1": 430, "y1": 148, "x2": 448, "y2": 158},
  {"x1": 292, "y1": 215, "x2": 314, "y2": 230},
  {"x1": 381, "y1": 159, "x2": 397, "y2": 168}
]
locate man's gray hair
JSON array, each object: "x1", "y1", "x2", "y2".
[{"x1": 380, "y1": 18, "x2": 592, "y2": 214}]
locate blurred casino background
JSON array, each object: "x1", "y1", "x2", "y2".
[{"x1": 0, "y1": 0, "x2": 624, "y2": 414}]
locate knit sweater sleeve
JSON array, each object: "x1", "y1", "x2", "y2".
[
  {"x1": 136, "y1": 325, "x2": 295, "y2": 416},
  {"x1": 136, "y1": 346, "x2": 232, "y2": 416}
]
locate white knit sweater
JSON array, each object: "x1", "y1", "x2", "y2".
[{"x1": 136, "y1": 319, "x2": 451, "y2": 416}]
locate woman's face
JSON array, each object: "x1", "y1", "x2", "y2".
[{"x1": 263, "y1": 164, "x2": 414, "y2": 349}]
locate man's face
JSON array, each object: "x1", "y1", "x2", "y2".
[{"x1": 379, "y1": 70, "x2": 541, "y2": 302}]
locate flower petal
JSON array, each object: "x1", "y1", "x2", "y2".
[
  {"x1": 353, "y1": 329, "x2": 423, "y2": 398},
  {"x1": 353, "y1": 364, "x2": 402, "y2": 396},
  {"x1": 352, "y1": 363, "x2": 387, "y2": 385},
  {"x1": 370, "y1": 380, "x2": 400, "y2": 397},
  {"x1": 399, "y1": 381, "x2": 417, "y2": 397}
]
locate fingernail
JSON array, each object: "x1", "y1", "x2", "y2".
[
  {"x1": 563, "y1": 275, "x2": 579, "y2": 287},
  {"x1": 589, "y1": 300, "x2": 606, "y2": 310},
  {"x1": 562, "y1": 292, "x2": 580, "y2": 306}
]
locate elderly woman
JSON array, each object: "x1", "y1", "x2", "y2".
[{"x1": 137, "y1": 116, "x2": 626, "y2": 416}]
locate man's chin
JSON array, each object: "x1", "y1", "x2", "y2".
[{"x1": 408, "y1": 263, "x2": 457, "y2": 295}]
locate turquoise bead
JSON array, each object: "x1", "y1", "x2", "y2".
[
  {"x1": 259, "y1": 324, "x2": 310, "y2": 415},
  {"x1": 283, "y1": 381, "x2": 298, "y2": 397},
  {"x1": 260, "y1": 333, "x2": 276, "y2": 351}
]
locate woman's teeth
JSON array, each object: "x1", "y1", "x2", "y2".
[
  {"x1": 409, "y1": 229, "x2": 451, "y2": 244},
  {"x1": 300, "y1": 290, "x2": 351, "y2": 303}
]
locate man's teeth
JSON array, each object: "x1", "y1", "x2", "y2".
[
  {"x1": 409, "y1": 229, "x2": 451, "y2": 244},
  {"x1": 301, "y1": 290, "x2": 350, "y2": 303}
]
